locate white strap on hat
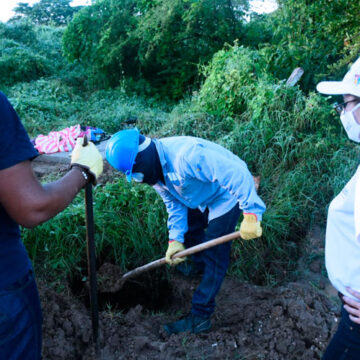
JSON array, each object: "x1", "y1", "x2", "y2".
[{"x1": 138, "y1": 137, "x2": 151, "y2": 152}]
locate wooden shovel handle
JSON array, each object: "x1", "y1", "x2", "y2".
[{"x1": 121, "y1": 231, "x2": 241, "y2": 282}]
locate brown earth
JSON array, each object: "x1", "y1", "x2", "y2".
[
  {"x1": 39, "y1": 273, "x2": 339, "y2": 360},
  {"x1": 32, "y1": 157, "x2": 341, "y2": 360}
]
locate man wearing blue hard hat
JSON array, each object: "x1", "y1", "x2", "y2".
[{"x1": 106, "y1": 129, "x2": 266, "y2": 334}]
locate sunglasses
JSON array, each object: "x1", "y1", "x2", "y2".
[{"x1": 333, "y1": 99, "x2": 360, "y2": 115}]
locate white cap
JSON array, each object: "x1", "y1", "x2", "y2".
[{"x1": 316, "y1": 57, "x2": 360, "y2": 97}]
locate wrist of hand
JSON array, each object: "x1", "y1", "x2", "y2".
[
  {"x1": 71, "y1": 165, "x2": 92, "y2": 185},
  {"x1": 71, "y1": 164, "x2": 96, "y2": 185},
  {"x1": 243, "y1": 213, "x2": 258, "y2": 223}
]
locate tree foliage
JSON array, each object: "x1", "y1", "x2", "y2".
[
  {"x1": 196, "y1": 44, "x2": 271, "y2": 116},
  {"x1": 0, "y1": 45, "x2": 50, "y2": 85},
  {"x1": 63, "y1": 0, "x2": 140, "y2": 87},
  {"x1": 0, "y1": 22, "x2": 53, "y2": 85},
  {"x1": 0, "y1": 21, "x2": 37, "y2": 45},
  {"x1": 135, "y1": 0, "x2": 247, "y2": 98},
  {"x1": 63, "y1": 0, "x2": 248, "y2": 98},
  {"x1": 4, "y1": 1, "x2": 360, "y2": 285},
  {"x1": 260, "y1": 0, "x2": 360, "y2": 90},
  {"x1": 12, "y1": 0, "x2": 82, "y2": 26},
  {"x1": 0, "y1": 21, "x2": 74, "y2": 87}
]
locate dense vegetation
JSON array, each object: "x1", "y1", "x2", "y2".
[
  {"x1": 1, "y1": 0, "x2": 360, "y2": 285},
  {"x1": 62, "y1": 0, "x2": 248, "y2": 98}
]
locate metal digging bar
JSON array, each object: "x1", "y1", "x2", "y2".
[{"x1": 83, "y1": 136, "x2": 100, "y2": 356}]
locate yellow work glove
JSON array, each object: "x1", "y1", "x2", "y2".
[
  {"x1": 71, "y1": 137, "x2": 103, "y2": 184},
  {"x1": 165, "y1": 240, "x2": 186, "y2": 266},
  {"x1": 239, "y1": 213, "x2": 262, "y2": 240}
]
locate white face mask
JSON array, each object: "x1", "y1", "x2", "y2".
[
  {"x1": 340, "y1": 103, "x2": 360, "y2": 143},
  {"x1": 132, "y1": 172, "x2": 144, "y2": 183}
]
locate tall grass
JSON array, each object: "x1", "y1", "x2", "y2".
[
  {"x1": 22, "y1": 78, "x2": 359, "y2": 286},
  {"x1": 15, "y1": 31, "x2": 360, "y2": 286},
  {"x1": 7, "y1": 80, "x2": 170, "y2": 138},
  {"x1": 23, "y1": 178, "x2": 168, "y2": 282}
]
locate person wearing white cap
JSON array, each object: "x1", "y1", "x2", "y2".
[
  {"x1": 317, "y1": 57, "x2": 360, "y2": 359},
  {"x1": 106, "y1": 129, "x2": 266, "y2": 334}
]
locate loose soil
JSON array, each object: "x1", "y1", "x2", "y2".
[
  {"x1": 39, "y1": 273, "x2": 339, "y2": 360},
  {"x1": 32, "y1": 158, "x2": 340, "y2": 360}
]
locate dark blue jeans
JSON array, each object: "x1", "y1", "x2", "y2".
[
  {"x1": 322, "y1": 305, "x2": 360, "y2": 360},
  {"x1": 185, "y1": 205, "x2": 241, "y2": 319},
  {"x1": 0, "y1": 270, "x2": 42, "y2": 360}
]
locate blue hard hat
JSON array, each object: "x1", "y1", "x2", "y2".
[{"x1": 105, "y1": 128, "x2": 140, "y2": 182}]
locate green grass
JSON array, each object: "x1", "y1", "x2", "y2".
[
  {"x1": 5, "y1": 79, "x2": 170, "y2": 138},
  {"x1": 10, "y1": 27, "x2": 360, "y2": 286},
  {"x1": 19, "y1": 76, "x2": 359, "y2": 286},
  {"x1": 22, "y1": 178, "x2": 169, "y2": 282}
]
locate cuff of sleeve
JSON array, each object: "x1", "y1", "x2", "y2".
[
  {"x1": 168, "y1": 231, "x2": 185, "y2": 243},
  {"x1": 243, "y1": 212, "x2": 262, "y2": 221}
]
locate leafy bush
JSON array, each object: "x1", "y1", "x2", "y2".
[
  {"x1": 0, "y1": 21, "x2": 37, "y2": 46},
  {"x1": 0, "y1": 22, "x2": 52, "y2": 86},
  {"x1": 0, "y1": 46, "x2": 51, "y2": 85},
  {"x1": 135, "y1": 0, "x2": 247, "y2": 98},
  {"x1": 33, "y1": 26, "x2": 66, "y2": 70},
  {"x1": 258, "y1": 0, "x2": 360, "y2": 91},
  {"x1": 62, "y1": 0, "x2": 140, "y2": 88},
  {"x1": 0, "y1": 22, "x2": 70, "y2": 87},
  {"x1": 242, "y1": 13, "x2": 273, "y2": 49},
  {"x1": 63, "y1": 0, "x2": 248, "y2": 98},
  {"x1": 195, "y1": 44, "x2": 271, "y2": 117}
]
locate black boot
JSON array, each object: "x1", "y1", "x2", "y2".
[{"x1": 164, "y1": 313, "x2": 211, "y2": 335}]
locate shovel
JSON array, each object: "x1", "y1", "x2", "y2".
[
  {"x1": 106, "y1": 230, "x2": 242, "y2": 293},
  {"x1": 83, "y1": 136, "x2": 99, "y2": 355}
]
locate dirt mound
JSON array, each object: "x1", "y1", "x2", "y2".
[{"x1": 39, "y1": 273, "x2": 338, "y2": 360}]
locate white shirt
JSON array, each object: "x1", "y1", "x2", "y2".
[{"x1": 326, "y1": 165, "x2": 360, "y2": 299}]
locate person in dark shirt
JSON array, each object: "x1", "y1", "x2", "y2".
[{"x1": 0, "y1": 91, "x2": 103, "y2": 359}]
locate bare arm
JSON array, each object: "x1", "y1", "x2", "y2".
[{"x1": 0, "y1": 160, "x2": 87, "y2": 228}]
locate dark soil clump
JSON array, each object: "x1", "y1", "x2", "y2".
[{"x1": 40, "y1": 274, "x2": 338, "y2": 360}]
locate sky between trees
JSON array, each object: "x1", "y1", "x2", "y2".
[{"x1": 0, "y1": 0, "x2": 278, "y2": 23}]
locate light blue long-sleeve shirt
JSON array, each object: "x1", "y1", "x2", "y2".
[{"x1": 152, "y1": 136, "x2": 266, "y2": 243}]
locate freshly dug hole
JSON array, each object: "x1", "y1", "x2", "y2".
[
  {"x1": 42, "y1": 275, "x2": 339, "y2": 360},
  {"x1": 69, "y1": 262, "x2": 173, "y2": 312}
]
